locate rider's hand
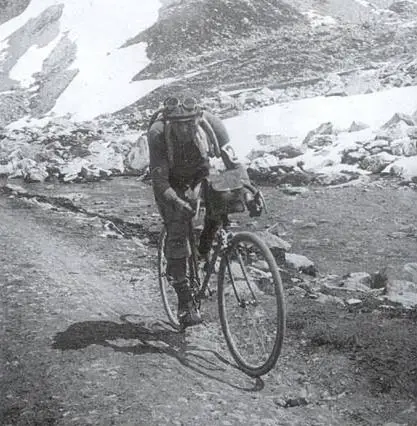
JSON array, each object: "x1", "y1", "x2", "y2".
[
  {"x1": 177, "y1": 199, "x2": 196, "y2": 218},
  {"x1": 244, "y1": 191, "x2": 263, "y2": 217}
]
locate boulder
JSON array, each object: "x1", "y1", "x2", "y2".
[
  {"x1": 276, "y1": 145, "x2": 305, "y2": 159},
  {"x1": 381, "y1": 112, "x2": 415, "y2": 129},
  {"x1": 59, "y1": 158, "x2": 90, "y2": 182},
  {"x1": 24, "y1": 164, "x2": 49, "y2": 183},
  {"x1": 302, "y1": 122, "x2": 335, "y2": 147},
  {"x1": 248, "y1": 153, "x2": 281, "y2": 171},
  {"x1": 79, "y1": 165, "x2": 111, "y2": 182},
  {"x1": 359, "y1": 152, "x2": 396, "y2": 173},
  {"x1": 364, "y1": 139, "x2": 390, "y2": 153},
  {"x1": 390, "y1": 138, "x2": 417, "y2": 156},
  {"x1": 388, "y1": 1, "x2": 417, "y2": 15},
  {"x1": 256, "y1": 134, "x2": 296, "y2": 147},
  {"x1": 285, "y1": 253, "x2": 317, "y2": 276},
  {"x1": 348, "y1": 121, "x2": 370, "y2": 132},
  {"x1": 256, "y1": 231, "x2": 291, "y2": 251},
  {"x1": 404, "y1": 263, "x2": 417, "y2": 283},
  {"x1": 217, "y1": 91, "x2": 235, "y2": 109},
  {"x1": 304, "y1": 134, "x2": 335, "y2": 149},
  {"x1": 382, "y1": 157, "x2": 417, "y2": 180},
  {"x1": 341, "y1": 149, "x2": 366, "y2": 165},
  {"x1": 248, "y1": 142, "x2": 304, "y2": 161},
  {"x1": 382, "y1": 280, "x2": 417, "y2": 308},
  {"x1": 408, "y1": 127, "x2": 417, "y2": 139},
  {"x1": 125, "y1": 135, "x2": 149, "y2": 172},
  {"x1": 88, "y1": 141, "x2": 125, "y2": 173},
  {"x1": 313, "y1": 172, "x2": 360, "y2": 186},
  {"x1": 278, "y1": 171, "x2": 312, "y2": 186},
  {"x1": 412, "y1": 109, "x2": 417, "y2": 124},
  {"x1": 340, "y1": 272, "x2": 372, "y2": 292},
  {"x1": 256, "y1": 231, "x2": 291, "y2": 265}
]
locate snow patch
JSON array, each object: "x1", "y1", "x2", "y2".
[
  {"x1": 1, "y1": 0, "x2": 172, "y2": 121},
  {"x1": 224, "y1": 86, "x2": 417, "y2": 160},
  {"x1": 9, "y1": 37, "x2": 60, "y2": 88},
  {"x1": 304, "y1": 10, "x2": 338, "y2": 27}
]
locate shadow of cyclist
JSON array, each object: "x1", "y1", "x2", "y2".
[{"x1": 52, "y1": 315, "x2": 264, "y2": 392}]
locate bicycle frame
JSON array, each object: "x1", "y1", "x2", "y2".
[{"x1": 185, "y1": 178, "x2": 267, "y2": 301}]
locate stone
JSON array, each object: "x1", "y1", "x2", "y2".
[
  {"x1": 348, "y1": 121, "x2": 369, "y2": 132},
  {"x1": 249, "y1": 153, "x2": 281, "y2": 171},
  {"x1": 359, "y1": 153, "x2": 396, "y2": 173},
  {"x1": 390, "y1": 138, "x2": 417, "y2": 156},
  {"x1": 382, "y1": 280, "x2": 417, "y2": 308},
  {"x1": 365, "y1": 139, "x2": 390, "y2": 151},
  {"x1": 370, "y1": 270, "x2": 389, "y2": 289},
  {"x1": 303, "y1": 122, "x2": 334, "y2": 145},
  {"x1": 383, "y1": 158, "x2": 417, "y2": 180},
  {"x1": 217, "y1": 91, "x2": 235, "y2": 109},
  {"x1": 275, "y1": 145, "x2": 305, "y2": 159},
  {"x1": 389, "y1": 1, "x2": 417, "y2": 15},
  {"x1": 257, "y1": 231, "x2": 291, "y2": 251},
  {"x1": 340, "y1": 272, "x2": 372, "y2": 292},
  {"x1": 382, "y1": 113, "x2": 415, "y2": 129},
  {"x1": 125, "y1": 135, "x2": 149, "y2": 172},
  {"x1": 341, "y1": 149, "x2": 365, "y2": 165},
  {"x1": 257, "y1": 231, "x2": 291, "y2": 264},
  {"x1": 304, "y1": 134, "x2": 335, "y2": 149},
  {"x1": 256, "y1": 134, "x2": 294, "y2": 147},
  {"x1": 325, "y1": 88, "x2": 348, "y2": 97},
  {"x1": 314, "y1": 172, "x2": 360, "y2": 186},
  {"x1": 404, "y1": 263, "x2": 417, "y2": 283},
  {"x1": 285, "y1": 253, "x2": 317, "y2": 276},
  {"x1": 278, "y1": 171, "x2": 312, "y2": 186},
  {"x1": 24, "y1": 165, "x2": 49, "y2": 183},
  {"x1": 281, "y1": 186, "x2": 309, "y2": 195},
  {"x1": 406, "y1": 125, "x2": 417, "y2": 139},
  {"x1": 346, "y1": 298, "x2": 362, "y2": 306},
  {"x1": 316, "y1": 293, "x2": 345, "y2": 306}
]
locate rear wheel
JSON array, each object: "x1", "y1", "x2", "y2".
[{"x1": 218, "y1": 231, "x2": 285, "y2": 377}]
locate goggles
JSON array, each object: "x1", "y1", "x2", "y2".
[{"x1": 163, "y1": 96, "x2": 198, "y2": 112}]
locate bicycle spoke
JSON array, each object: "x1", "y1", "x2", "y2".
[{"x1": 218, "y1": 232, "x2": 285, "y2": 376}]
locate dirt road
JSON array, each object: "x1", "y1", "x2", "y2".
[{"x1": 1, "y1": 178, "x2": 416, "y2": 425}]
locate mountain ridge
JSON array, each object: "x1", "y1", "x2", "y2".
[{"x1": 1, "y1": 0, "x2": 416, "y2": 127}]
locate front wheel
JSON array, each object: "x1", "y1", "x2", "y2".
[
  {"x1": 158, "y1": 228, "x2": 180, "y2": 328},
  {"x1": 218, "y1": 231, "x2": 286, "y2": 377}
]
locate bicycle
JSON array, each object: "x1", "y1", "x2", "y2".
[{"x1": 158, "y1": 181, "x2": 286, "y2": 377}]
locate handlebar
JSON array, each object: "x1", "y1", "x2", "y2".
[
  {"x1": 243, "y1": 182, "x2": 268, "y2": 214},
  {"x1": 185, "y1": 180, "x2": 267, "y2": 218}
]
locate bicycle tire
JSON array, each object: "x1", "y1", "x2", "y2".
[
  {"x1": 218, "y1": 231, "x2": 285, "y2": 377},
  {"x1": 158, "y1": 228, "x2": 180, "y2": 328}
]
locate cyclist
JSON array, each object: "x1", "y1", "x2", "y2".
[{"x1": 147, "y1": 94, "x2": 262, "y2": 328}]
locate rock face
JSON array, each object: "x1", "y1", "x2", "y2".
[{"x1": 0, "y1": 5, "x2": 79, "y2": 127}]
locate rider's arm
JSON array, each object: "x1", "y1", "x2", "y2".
[
  {"x1": 203, "y1": 111, "x2": 248, "y2": 173},
  {"x1": 203, "y1": 111, "x2": 262, "y2": 217},
  {"x1": 148, "y1": 122, "x2": 170, "y2": 197},
  {"x1": 148, "y1": 122, "x2": 193, "y2": 213}
]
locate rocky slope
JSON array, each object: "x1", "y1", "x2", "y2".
[{"x1": 0, "y1": 0, "x2": 416, "y2": 185}]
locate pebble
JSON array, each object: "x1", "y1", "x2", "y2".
[{"x1": 346, "y1": 298, "x2": 362, "y2": 305}]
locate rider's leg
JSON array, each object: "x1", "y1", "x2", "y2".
[
  {"x1": 166, "y1": 256, "x2": 203, "y2": 327},
  {"x1": 157, "y1": 194, "x2": 202, "y2": 327},
  {"x1": 198, "y1": 213, "x2": 222, "y2": 260}
]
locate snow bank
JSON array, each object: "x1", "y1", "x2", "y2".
[
  {"x1": 225, "y1": 85, "x2": 417, "y2": 160},
  {"x1": 1, "y1": 0, "x2": 172, "y2": 120}
]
